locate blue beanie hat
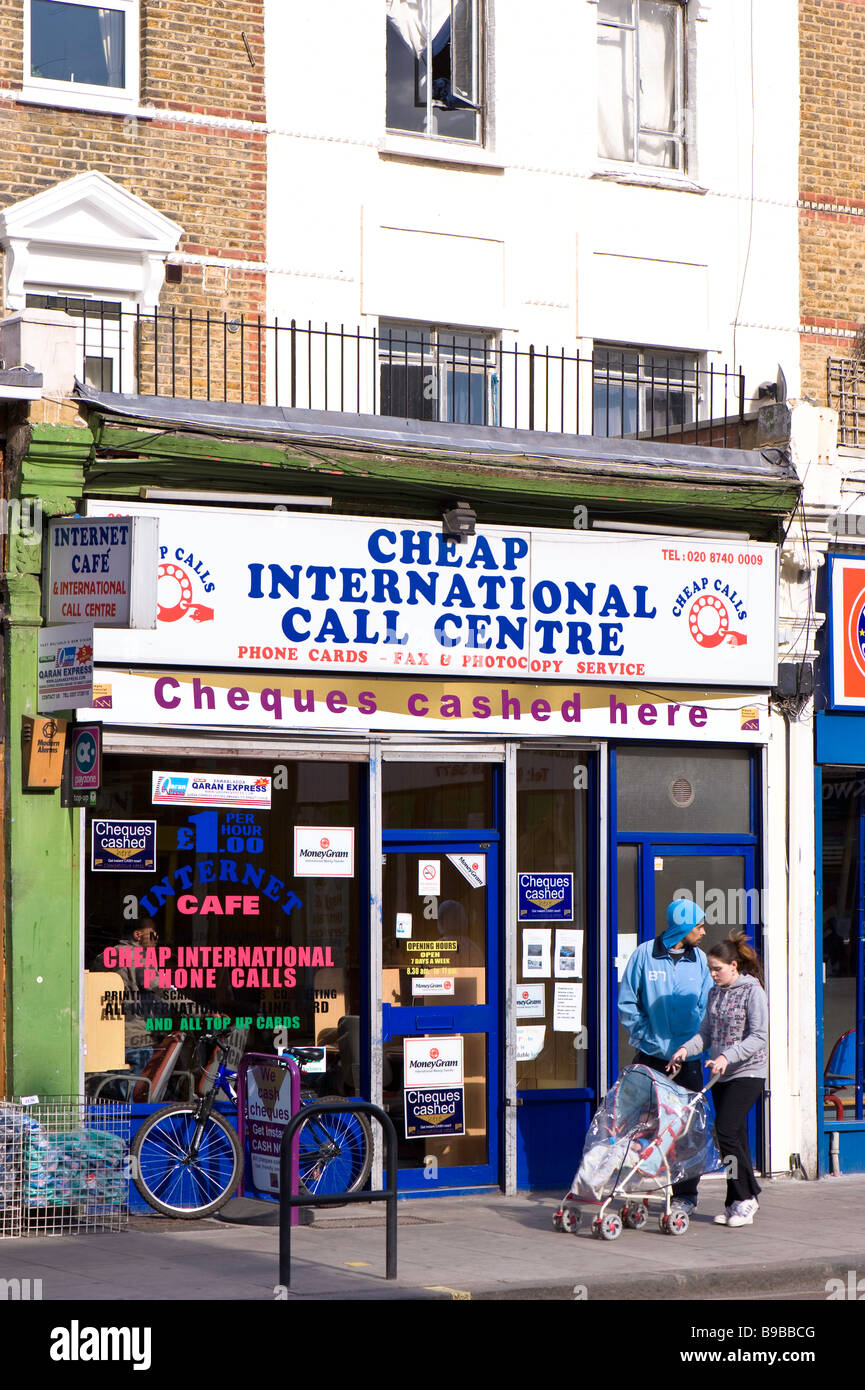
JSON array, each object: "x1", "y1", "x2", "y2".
[{"x1": 662, "y1": 897, "x2": 705, "y2": 947}]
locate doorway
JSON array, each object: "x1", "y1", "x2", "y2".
[{"x1": 380, "y1": 841, "x2": 500, "y2": 1191}]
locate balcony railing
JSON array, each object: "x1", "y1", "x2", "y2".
[{"x1": 73, "y1": 307, "x2": 747, "y2": 447}]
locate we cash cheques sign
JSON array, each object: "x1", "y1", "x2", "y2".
[{"x1": 85, "y1": 501, "x2": 779, "y2": 686}]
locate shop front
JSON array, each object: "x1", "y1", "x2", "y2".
[{"x1": 79, "y1": 500, "x2": 778, "y2": 1194}]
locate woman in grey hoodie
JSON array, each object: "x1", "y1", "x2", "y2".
[{"x1": 669, "y1": 930, "x2": 768, "y2": 1228}]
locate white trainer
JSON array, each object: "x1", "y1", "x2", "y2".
[
  {"x1": 727, "y1": 1199, "x2": 759, "y2": 1228},
  {"x1": 713, "y1": 1205, "x2": 735, "y2": 1225}
]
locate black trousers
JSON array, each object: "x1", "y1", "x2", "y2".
[
  {"x1": 712, "y1": 1076, "x2": 763, "y2": 1205},
  {"x1": 632, "y1": 1051, "x2": 704, "y2": 1201}
]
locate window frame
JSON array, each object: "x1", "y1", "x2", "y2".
[
  {"x1": 23, "y1": 0, "x2": 140, "y2": 114},
  {"x1": 378, "y1": 319, "x2": 499, "y2": 427},
  {"x1": 596, "y1": 0, "x2": 687, "y2": 174},
  {"x1": 386, "y1": 0, "x2": 483, "y2": 145},
  {"x1": 25, "y1": 288, "x2": 135, "y2": 393},
  {"x1": 591, "y1": 341, "x2": 701, "y2": 439}
]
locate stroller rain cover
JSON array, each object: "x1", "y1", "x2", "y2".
[{"x1": 571, "y1": 1065, "x2": 722, "y2": 1203}]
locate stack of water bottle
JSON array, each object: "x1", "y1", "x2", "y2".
[{"x1": 0, "y1": 1097, "x2": 130, "y2": 1235}]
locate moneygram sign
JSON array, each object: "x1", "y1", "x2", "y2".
[
  {"x1": 403, "y1": 1036, "x2": 464, "y2": 1087},
  {"x1": 86, "y1": 502, "x2": 778, "y2": 687}
]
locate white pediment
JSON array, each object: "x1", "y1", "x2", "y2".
[{"x1": 0, "y1": 172, "x2": 183, "y2": 310}]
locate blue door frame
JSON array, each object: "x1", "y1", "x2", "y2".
[{"x1": 381, "y1": 835, "x2": 501, "y2": 1192}]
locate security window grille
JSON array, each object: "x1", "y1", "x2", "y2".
[
  {"x1": 593, "y1": 344, "x2": 697, "y2": 437},
  {"x1": 387, "y1": 0, "x2": 481, "y2": 142},
  {"x1": 597, "y1": 0, "x2": 685, "y2": 170},
  {"x1": 26, "y1": 292, "x2": 122, "y2": 392},
  {"x1": 828, "y1": 358, "x2": 865, "y2": 447},
  {"x1": 379, "y1": 321, "x2": 497, "y2": 425}
]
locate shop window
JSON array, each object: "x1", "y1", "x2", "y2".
[
  {"x1": 616, "y1": 746, "x2": 751, "y2": 834},
  {"x1": 84, "y1": 757, "x2": 364, "y2": 1096},
  {"x1": 593, "y1": 344, "x2": 698, "y2": 438},
  {"x1": 516, "y1": 750, "x2": 590, "y2": 1090},
  {"x1": 821, "y1": 770, "x2": 865, "y2": 1120},
  {"x1": 597, "y1": 0, "x2": 686, "y2": 171},
  {"x1": 25, "y1": 0, "x2": 140, "y2": 111},
  {"x1": 386, "y1": 0, "x2": 482, "y2": 143},
  {"x1": 379, "y1": 321, "x2": 498, "y2": 427},
  {"x1": 382, "y1": 760, "x2": 494, "y2": 830}
]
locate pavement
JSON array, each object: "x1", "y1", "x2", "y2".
[{"x1": 3, "y1": 1173, "x2": 865, "y2": 1303}]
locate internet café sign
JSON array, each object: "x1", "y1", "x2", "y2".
[{"x1": 86, "y1": 502, "x2": 778, "y2": 687}]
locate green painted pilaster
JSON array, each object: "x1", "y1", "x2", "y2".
[{"x1": 4, "y1": 424, "x2": 90, "y2": 1096}]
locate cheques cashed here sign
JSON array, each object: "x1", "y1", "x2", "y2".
[{"x1": 86, "y1": 502, "x2": 777, "y2": 686}]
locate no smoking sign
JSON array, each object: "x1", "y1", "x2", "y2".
[{"x1": 418, "y1": 859, "x2": 441, "y2": 895}]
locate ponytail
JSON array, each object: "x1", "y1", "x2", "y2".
[{"x1": 706, "y1": 928, "x2": 765, "y2": 988}]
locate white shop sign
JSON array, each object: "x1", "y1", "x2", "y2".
[
  {"x1": 85, "y1": 502, "x2": 778, "y2": 686},
  {"x1": 46, "y1": 515, "x2": 158, "y2": 628}
]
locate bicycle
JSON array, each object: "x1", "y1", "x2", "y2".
[{"x1": 130, "y1": 1034, "x2": 372, "y2": 1219}]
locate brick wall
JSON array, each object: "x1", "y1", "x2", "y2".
[
  {"x1": 800, "y1": 0, "x2": 865, "y2": 406},
  {"x1": 0, "y1": 1, "x2": 266, "y2": 398}
]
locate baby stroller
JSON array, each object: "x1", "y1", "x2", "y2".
[{"x1": 553, "y1": 1064, "x2": 721, "y2": 1240}]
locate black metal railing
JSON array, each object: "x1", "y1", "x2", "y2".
[
  {"x1": 74, "y1": 306, "x2": 747, "y2": 446},
  {"x1": 278, "y1": 1101, "x2": 398, "y2": 1289}
]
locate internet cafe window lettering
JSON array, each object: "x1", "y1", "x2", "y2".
[{"x1": 84, "y1": 756, "x2": 362, "y2": 1093}]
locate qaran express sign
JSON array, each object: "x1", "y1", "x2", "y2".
[{"x1": 86, "y1": 502, "x2": 778, "y2": 687}]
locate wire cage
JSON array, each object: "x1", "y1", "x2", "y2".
[
  {"x1": 0, "y1": 1102, "x2": 27, "y2": 1238},
  {"x1": 2, "y1": 1097, "x2": 131, "y2": 1237}
]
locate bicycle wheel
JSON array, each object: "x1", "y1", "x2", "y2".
[
  {"x1": 295, "y1": 1098, "x2": 373, "y2": 1198},
  {"x1": 131, "y1": 1103, "x2": 243, "y2": 1219}
]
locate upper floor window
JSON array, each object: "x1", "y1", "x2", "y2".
[
  {"x1": 25, "y1": 0, "x2": 139, "y2": 111},
  {"x1": 597, "y1": 0, "x2": 685, "y2": 171},
  {"x1": 26, "y1": 292, "x2": 127, "y2": 391},
  {"x1": 593, "y1": 344, "x2": 697, "y2": 437},
  {"x1": 386, "y1": 0, "x2": 481, "y2": 143},
  {"x1": 379, "y1": 321, "x2": 497, "y2": 425}
]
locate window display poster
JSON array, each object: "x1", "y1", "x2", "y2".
[
  {"x1": 91, "y1": 819, "x2": 157, "y2": 872},
  {"x1": 515, "y1": 984, "x2": 545, "y2": 1019},
  {"x1": 403, "y1": 1035, "x2": 464, "y2": 1086},
  {"x1": 516, "y1": 1025, "x2": 546, "y2": 1061},
  {"x1": 446, "y1": 852, "x2": 486, "y2": 888},
  {"x1": 396, "y1": 913, "x2": 412, "y2": 938},
  {"x1": 522, "y1": 927, "x2": 552, "y2": 979},
  {"x1": 517, "y1": 873, "x2": 574, "y2": 922},
  {"x1": 404, "y1": 1086, "x2": 465, "y2": 1138},
  {"x1": 152, "y1": 770, "x2": 272, "y2": 810},
  {"x1": 418, "y1": 859, "x2": 441, "y2": 895},
  {"x1": 617, "y1": 933, "x2": 638, "y2": 980},
  {"x1": 553, "y1": 983, "x2": 583, "y2": 1032},
  {"x1": 554, "y1": 929, "x2": 583, "y2": 978},
  {"x1": 293, "y1": 826, "x2": 354, "y2": 877}
]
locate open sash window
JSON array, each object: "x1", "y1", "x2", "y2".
[{"x1": 387, "y1": 0, "x2": 481, "y2": 143}]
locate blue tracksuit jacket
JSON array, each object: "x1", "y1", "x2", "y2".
[{"x1": 618, "y1": 937, "x2": 711, "y2": 1061}]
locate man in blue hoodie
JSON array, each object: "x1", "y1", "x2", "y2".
[{"x1": 617, "y1": 897, "x2": 711, "y2": 1212}]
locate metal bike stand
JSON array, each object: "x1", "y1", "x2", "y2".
[{"x1": 278, "y1": 1101, "x2": 398, "y2": 1287}]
